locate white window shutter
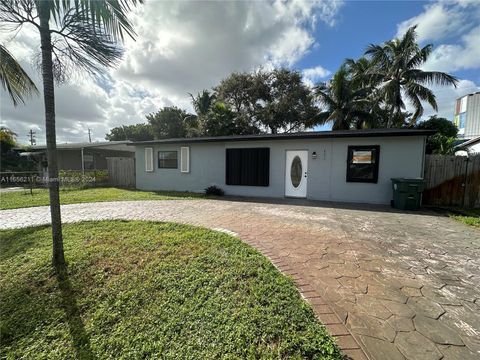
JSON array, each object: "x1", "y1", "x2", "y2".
[
  {"x1": 145, "y1": 147, "x2": 153, "y2": 172},
  {"x1": 180, "y1": 147, "x2": 190, "y2": 173}
]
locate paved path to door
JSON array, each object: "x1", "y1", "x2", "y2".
[{"x1": 1, "y1": 199, "x2": 479, "y2": 360}]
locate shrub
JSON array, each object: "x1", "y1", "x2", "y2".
[{"x1": 205, "y1": 185, "x2": 225, "y2": 196}]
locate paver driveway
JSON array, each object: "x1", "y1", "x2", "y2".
[{"x1": 1, "y1": 198, "x2": 479, "y2": 360}]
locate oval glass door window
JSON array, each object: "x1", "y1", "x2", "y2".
[{"x1": 290, "y1": 156, "x2": 302, "y2": 188}]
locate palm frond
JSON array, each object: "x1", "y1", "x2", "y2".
[
  {"x1": 407, "y1": 82, "x2": 438, "y2": 111},
  {"x1": 405, "y1": 89, "x2": 424, "y2": 122},
  {"x1": 315, "y1": 88, "x2": 336, "y2": 108},
  {"x1": 49, "y1": 9, "x2": 124, "y2": 77},
  {"x1": 365, "y1": 44, "x2": 390, "y2": 68},
  {"x1": 408, "y1": 70, "x2": 458, "y2": 87},
  {"x1": 0, "y1": 44, "x2": 39, "y2": 106},
  {"x1": 407, "y1": 44, "x2": 432, "y2": 69},
  {"x1": 48, "y1": 0, "x2": 143, "y2": 41},
  {"x1": 315, "y1": 111, "x2": 331, "y2": 124},
  {"x1": 398, "y1": 26, "x2": 419, "y2": 61}
]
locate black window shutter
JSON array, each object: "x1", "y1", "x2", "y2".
[
  {"x1": 226, "y1": 148, "x2": 241, "y2": 185},
  {"x1": 241, "y1": 148, "x2": 257, "y2": 186},
  {"x1": 257, "y1": 148, "x2": 269, "y2": 186},
  {"x1": 226, "y1": 148, "x2": 269, "y2": 186}
]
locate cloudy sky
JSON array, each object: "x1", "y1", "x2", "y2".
[{"x1": 1, "y1": 0, "x2": 479, "y2": 145}]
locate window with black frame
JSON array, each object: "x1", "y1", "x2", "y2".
[
  {"x1": 346, "y1": 145, "x2": 380, "y2": 183},
  {"x1": 158, "y1": 151, "x2": 178, "y2": 169}
]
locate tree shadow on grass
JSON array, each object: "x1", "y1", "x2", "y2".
[
  {"x1": 0, "y1": 225, "x2": 51, "y2": 262},
  {"x1": 56, "y1": 268, "x2": 96, "y2": 360}
]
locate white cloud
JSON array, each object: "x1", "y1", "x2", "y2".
[
  {"x1": 396, "y1": 2, "x2": 468, "y2": 42},
  {"x1": 0, "y1": 0, "x2": 342, "y2": 144},
  {"x1": 117, "y1": 0, "x2": 342, "y2": 93},
  {"x1": 395, "y1": 1, "x2": 480, "y2": 74},
  {"x1": 422, "y1": 25, "x2": 480, "y2": 72},
  {"x1": 302, "y1": 66, "x2": 331, "y2": 87}
]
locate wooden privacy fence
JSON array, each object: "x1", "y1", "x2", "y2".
[
  {"x1": 107, "y1": 157, "x2": 135, "y2": 188},
  {"x1": 423, "y1": 154, "x2": 480, "y2": 208}
]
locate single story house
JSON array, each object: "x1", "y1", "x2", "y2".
[
  {"x1": 19, "y1": 141, "x2": 134, "y2": 174},
  {"x1": 129, "y1": 129, "x2": 433, "y2": 205}
]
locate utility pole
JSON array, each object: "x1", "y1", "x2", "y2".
[
  {"x1": 28, "y1": 129, "x2": 36, "y2": 145},
  {"x1": 88, "y1": 128, "x2": 92, "y2": 143}
]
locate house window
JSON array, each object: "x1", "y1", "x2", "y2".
[
  {"x1": 346, "y1": 145, "x2": 380, "y2": 183},
  {"x1": 158, "y1": 151, "x2": 178, "y2": 169},
  {"x1": 83, "y1": 154, "x2": 94, "y2": 170},
  {"x1": 226, "y1": 148, "x2": 269, "y2": 186}
]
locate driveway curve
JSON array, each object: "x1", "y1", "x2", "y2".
[{"x1": 1, "y1": 199, "x2": 479, "y2": 360}]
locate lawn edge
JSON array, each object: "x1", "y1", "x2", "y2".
[
  {"x1": 1, "y1": 219, "x2": 350, "y2": 358},
  {"x1": 242, "y1": 238, "x2": 369, "y2": 360}
]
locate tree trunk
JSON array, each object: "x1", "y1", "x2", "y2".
[
  {"x1": 39, "y1": 5, "x2": 65, "y2": 269},
  {"x1": 387, "y1": 105, "x2": 395, "y2": 128}
]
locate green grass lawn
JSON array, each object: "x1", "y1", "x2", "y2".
[
  {"x1": 0, "y1": 187, "x2": 203, "y2": 210},
  {"x1": 0, "y1": 221, "x2": 341, "y2": 359},
  {"x1": 449, "y1": 208, "x2": 480, "y2": 228}
]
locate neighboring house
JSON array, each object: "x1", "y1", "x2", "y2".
[
  {"x1": 129, "y1": 129, "x2": 433, "y2": 205},
  {"x1": 454, "y1": 136, "x2": 480, "y2": 156},
  {"x1": 19, "y1": 141, "x2": 134, "y2": 174},
  {"x1": 454, "y1": 92, "x2": 480, "y2": 139}
]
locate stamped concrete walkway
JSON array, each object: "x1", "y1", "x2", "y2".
[{"x1": 1, "y1": 199, "x2": 479, "y2": 360}]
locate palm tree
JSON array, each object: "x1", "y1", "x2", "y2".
[
  {"x1": 188, "y1": 90, "x2": 216, "y2": 135},
  {"x1": 190, "y1": 89, "x2": 216, "y2": 117},
  {"x1": 344, "y1": 57, "x2": 373, "y2": 89},
  {"x1": 315, "y1": 66, "x2": 373, "y2": 130},
  {"x1": 364, "y1": 26, "x2": 458, "y2": 126},
  {"x1": 0, "y1": 44, "x2": 38, "y2": 106},
  {"x1": 0, "y1": 0, "x2": 142, "y2": 269}
]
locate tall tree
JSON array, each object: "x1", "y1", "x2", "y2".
[
  {"x1": 146, "y1": 107, "x2": 193, "y2": 139},
  {"x1": 215, "y1": 72, "x2": 258, "y2": 133},
  {"x1": 256, "y1": 69, "x2": 318, "y2": 133},
  {"x1": 189, "y1": 89, "x2": 215, "y2": 135},
  {"x1": 203, "y1": 102, "x2": 259, "y2": 136},
  {"x1": 0, "y1": 44, "x2": 38, "y2": 105},
  {"x1": 416, "y1": 115, "x2": 458, "y2": 138},
  {"x1": 364, "y1": 26, "x2": 458, "y2": 126},
  {"x1": 215, "y1": 69, "x2": 317, "y2": 133},
  {"x1": 0, "y1": 0, "x2": 141, "y2": 269},
  {"x1": 0, "y1": 127, "x2": 36, "y2": 171},
  {"x1": 215, "y1": 72, "x2": 256, "y2": 115},
  {"x1": 0, "y1": 126, "x2": 17, "y2": 154},
  {"x1": 416, "y1": 115, "x2": 459, "y2": 154},
  {"x1": 190, "y1": 89, "x2": 215, "y2": 117},
  {"x1": 106, "y1": 123, "x2": 154, "y2": 141},
  {"x1": 315, "y1": 66, "x2": 373, "y2": 130}
]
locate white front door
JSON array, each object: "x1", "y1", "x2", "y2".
[{"x1": 285, "y1": 150, "x2": 308, "y2": 198}]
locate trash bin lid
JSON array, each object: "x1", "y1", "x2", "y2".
[{"x1": 391, "y1": 177, "x2": 424, "y2": 183}]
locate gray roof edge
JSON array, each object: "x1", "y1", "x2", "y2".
[
  {"x1": 128, "y1": 129, "x2": 435, "y2": 146},
  {"x1": 26, "y1": 140, "x2": 132, "y2": 150},
  {"x1": 454, "y1": 136, "x2": 480, "y2": 149}
]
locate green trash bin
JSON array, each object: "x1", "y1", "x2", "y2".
[{"x1": 391, "y1": 178, "x2": 425, "y2": 210}]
